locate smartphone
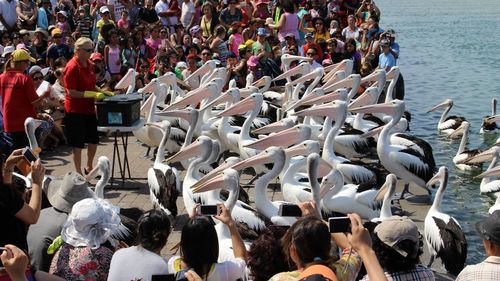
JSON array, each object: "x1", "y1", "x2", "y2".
[
  {"x1": 152, "y1": 274, "x2": 176, "y2": 281},
  {"x1": 328, "y1": 217, "x2": 351, "y2": 233},
  {"x1": 198, "y1": 205, "x2": 221, "y2": 216},
  {"x1": 0, "y1": 247, "x2": 4, "y2": 269},
  {"x1": 278, "y1": 204, "x2": 302, "y2": 217},
  {"x1": 22, "y1": 147, "x2": 38, "y2": 162}
]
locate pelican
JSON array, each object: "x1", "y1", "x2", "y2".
[
  {"x1": 85, "y1": 156, "x2": 143, "y2": 245},
  {"x1": 319, "y1": 169, "x2": 380, "y2": 220},
  {"x1": 371, "y1": 174, "x2": 398, "y2": 222},
  {"x1": 427, "y1": 99, "x2": 466, "y2": 136},
  {"x1": 351, "y1": 100, "x2": 435, "y2": 200},
  {"x1": 295, "y1": 101, "x2": 381, "y2": 185},
  {"x1": 474, "y1": 147, "x2": 500, "y2": 213},
  {"x1": 424, "y1": 166, "x2": 467, "y2": 276},
  {"x1": 450, "y1": 121, "x2": 482, "y2": 171},
  {"x1": 146, "y1": 122, "x2": 179, "y2": 217},
  {"x1": 480, "y1": 98, "x2": 498, "y2": 134},
  {"x1": 224, "y1": 147, "x2": 297, "y2": 225}
]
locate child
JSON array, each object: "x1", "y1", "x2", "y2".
[
  {"x1": 228, "y1": 22, "x2": 244, "y2": 57},
  {"x1": 117, "y1": 10, "x2": 129, "y2": 31},
  {"x1": 104, "y1": 29, "x2": 122, "y2": 80},
  {"x1": 121, "y1": 37, "x2": 137, "y2": 68},
  {"x1": 55, "y1": 11, "x2": 70, "y2": 39}
]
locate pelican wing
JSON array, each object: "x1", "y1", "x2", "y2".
[
  {"x1": 432, "y1": 217, "x2": 467, "y2": 276},
  {"x1": 439, "y1": 116, "x2": 465, "y2": 131},
  {"x1": 395, "y1": 148, "x2": 435, "y2": 182},
  {"x1": 481, "y1": 180, "x2": 500, "y2": 194}
]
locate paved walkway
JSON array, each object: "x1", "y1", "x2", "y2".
[{"x1": 40, "y1": 132, "x2": 454, "y2": 280}]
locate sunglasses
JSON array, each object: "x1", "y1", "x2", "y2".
[
  {"x1": 201, "y1": 53, "x2": 210, "y2": 56},
  {"x1": 82, "y1": 48, "x2": 93, "y2": 53},
  {"x1": 306, "y1": 52, "x2": 316, "y2": 56},
  {"x1": 33, "y1": 76, "x2": 43, "y2": 81}
]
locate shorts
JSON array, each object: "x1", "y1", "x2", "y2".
[{"x1": 63, "y1": 113, "x2": 99, "y2": 148}]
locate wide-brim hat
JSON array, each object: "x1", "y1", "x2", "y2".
[
  {"x1": 61, "y1": 198, "x2": 121, "y2": 249},
  {"x1": 34, "y1": 28, "x2": 49, "y2": 38},
  {"x1": 374, "y1": 216, "x2": 419, "y2": 257},
  {"x1": 476, "y1": 210, "x2": 500, "y2": 244},
  {"x1": 46, "y1": 171, "x2": 94, "y2": 213}
]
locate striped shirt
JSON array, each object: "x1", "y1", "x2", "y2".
[{"x1": 456, "y1": 256, "x2": 500, "y2": 281}]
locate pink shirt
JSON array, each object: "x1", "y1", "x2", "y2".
[
  {"x1": 278, "y1": 12, "x2": 299, "y2": 42},
  {"x1": 146, "y1": 38, "x2": 161, "y2": 59}
]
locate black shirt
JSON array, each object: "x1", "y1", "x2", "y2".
[
  {"x1": 138, "y1": 7, "x2": 159, "y2": 24},
  {"x1": 0, "y1": 185, "x2": 27, "y2": 251}
]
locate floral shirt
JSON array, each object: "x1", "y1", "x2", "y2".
[
  {"x1": 269, "y1": 248, "x2": 362, "y2": 281},
  {"x1": 49, "y1": 243, "x2": 114, "y2": 281}
]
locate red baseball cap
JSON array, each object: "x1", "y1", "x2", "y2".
[{"x1": 90, "y1": 52, "x2": 103, "y2": 61}]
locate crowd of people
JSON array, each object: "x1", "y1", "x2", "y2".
[{"x1": 0, "y1": 0, "x2": 496, "y2": 280}]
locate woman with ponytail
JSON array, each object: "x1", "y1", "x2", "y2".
[{"x1": 107, "y1": 209, "x2": 172, "y2": 281}]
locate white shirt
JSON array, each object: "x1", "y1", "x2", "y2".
[
  {"x1": 342, "y1": 26, "x2": 360, "y2": 41},
  {"x1": 107, "y1": 246, "x2": 169, "y2": 281},
  {"x1": 168, "y1": 256, "x2": 246, "y2": 281},
  {"x1": 155, "y1": 0, "x2": 178, "y2": 27},
  {"x1": 310, "y1": 60, "x2": 323, "y2": 71},
  {"x1": 0, "y1": 0, "x2": 18, "y2": 31},
  {"x1": 180, "y1": 0, "x2": 195, "y2": 28}
]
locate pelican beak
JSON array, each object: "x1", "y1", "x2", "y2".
[
  {"x1": 217, "y1": 95, "x2": 255, "y2": 117},
  {"x1": 185, "y1": 62, "x2": 209, "y2": 81},
  {"x1": 348, "y1": 87, "x2": 378, "y2": 109},
  {"x1": 317, "y1": 158, "x2": 332, "y2": 178},
  {"x1": 156, "y1": 109, "x2": 194, "y2": 123},
  {"x1": 476, "y1": 165, "x2": 500, "y2": 178},
  {"x1": 192, "y1": 171, "x2": 226, "y2": 193},
  {"x1": 319, "y1": 178, "x2": 332, "y2": 198},
  {"x1": 486, "y1": 114, "x2": 500, "y2": 123},
  {"x1": 386, "y1": 66, "x2": 400, "y2": 80},
  {"x1": 426, "y1": 171, "x2": 442, "y2": 188},
  {"x1": 191, "y1": 159, "x2": 236, "y2": 189},
  {"x1": 465, "y1": 149, "x2": 495, "y2": 164},
  {"x1": 374, "y1": 181, "x2": 388, "y2": 201},
  {"x1": 115, "y1": 69, "x2": 135, "y2": 90},
  {"x1": 287, "y1": 68, "x2": 324, "y2": 86},
  {"x1": 301, "y1": 89, "x2": 347, "y2": 107},
  {"x1": 322, "y1": 76, "x2": 353, "y2": 92},
  {"x1": 140, "y1": 93, "x2": 154, "y2": 113},
  {"x1": 252, "y1": 77, "x2": 267, "y2": 88},
  {"x1": 253, "y1": 119, "x2": 293, "y2": 134},
  {"x1": 273, "y1": 63, "x2": 308, "y2": 82},
  {"x1": 361, "y1": 125, "x2": 384, "y2": 138},
  {"x1": 361, "y1": 69, "x2": 383, "y2": 84},
  {"x1": 238, "y1": 88, "x2": 257, "y2": 98},
  {"x1": 85, "y1": 166, "x2": 100, "y2": 181},
  {"x1": 427, "y1": 100, "x2": 450, "y2": 113},
  {"x1": 200, "y1": 90, "x2": 236, "y2": 111},
  {"x1": 294, "y1": 103, "x2": 338, "y2": 118},
  {"x1": 164, "y1": 138, "x2": 204, "y2": 164},
  {"x1": 157, "y1": 72, "x2": 176, "y2": 85},
  {"x1": 281, "y1": 54, "x2": 311, "y2": 65},
  {"x1": 246, "y1": 126, "x2": 305, "y2": 150},
  {"x1": 284, "y1": 143, "x2": 308, "y2": 157},
  {"x1": 138, "y1": 78, "x2": 158, "y2": 94},
  {"x1": 230, "y1": 151, "x2": 272, "y2": 171},
  {"x1": 349, "y1": 101, "x2": 396, "y2": 115},
  {"x1": 165, "y1": 87, "x2": 214, "y2": 110},
  {"x1": 322, "y1": 70, "x2": 346, "y2": 88}
]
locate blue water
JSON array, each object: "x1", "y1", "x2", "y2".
[{"x1": 377, "y1": 0, "x2": 500, "y2": 264}]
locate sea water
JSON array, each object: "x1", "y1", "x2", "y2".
[{"x1": 378, "y1": 0, "x2": 500, "y2": 263}]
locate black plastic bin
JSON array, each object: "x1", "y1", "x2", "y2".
[{"x1": 96, "y1": 94, "x2": 142, "y2": 126}]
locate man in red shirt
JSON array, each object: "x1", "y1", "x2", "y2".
[
  {"x1": 63, "y1": 37, "x2": 113, "y2": 176},
  {"x1": 1, "y1": 49, "x2": 45, "y2": 149}
]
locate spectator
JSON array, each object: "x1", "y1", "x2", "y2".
[
  {"x1": 104, "y1": 28, "x2": 121, "y2": 79},
  {"x1": 343, "y1": 38, "x2": 361, "y2": 73},
  {"x1": 342, "y1": 14, "x2": 359, "y2": 41},
  {"x1": 117, "y1": 10, "x2": 129, "y2": 31},
  {"x1": 121, "y1": 37, "x2": 137, "y2": 67},
  {"x1": 1, "y1": 49, "x2": 45, "y2": 148},
  {"x1": 138, "y1": 0, "x2": 159, "y2": 25},
  {"x1": 108, "y1": 0, "x2": 132, "y2": 23},
  {"x1": 168, "y1": 204, "x2": 247, "y2": 281},
  {"x1": 0, "y1": 0, "x2": 19, "y2": 32},
  {"x1": 210, "y1": 25, "x2": 229, "y2": 64},
  {"x1": 456, "y1": 210, "x2": 500, "y2": 280},
  {"x1": 63, "y1": 37, "x2": 110, "y2": 176},
  {"x1": 274, "y1": 1, "x2": 299, "y2": 49},
  {"x1": 356, "y1": 0, "x2": 380, "y2": 22},
  {"x1": 302, "y1": 32, "x2": 322, "y2": 61},
  {"x1": 108, "y1": 210, "x2": 171, "y2": 281},
  {"x1": 252, "y1": 27, "x2": 272, "y2": 59},
  {"x1": 27, "y1": 171, "x2": 94, "y2": 271},
  {"x1": 253, "y1": 0, "x2": 271, "y2": 19},
  {"x1": 219, "y1": 0, "x2": 243, "y2": 29},
  {"x1": 33, "y1": 28, "x2": 49, "y2": 59},
  {"x1": 325, "y1": 38, "x2": 344, "y2": 64},
  {"x1": 74, "y1": 6, "x2": 92, "y2": 39},
  {"x1": 37, "y1": 0, "x2": 52, "y2": 30},
  {"x1": 242, "y1": 18, "x2": 259, "y2": 42},
  {"x1": 46, "y1": 28, "x2": 72, "y2": 69},
  {"x1": 199, "y1": 2, "x2": 216, "y2": 42},
  {"x1": 16, "y1": 0, "x2": 38, "y2": 30},
  {"x1": 305, "y1": 45, "x2": 323, "y2": 70},
  {"x1": 180, "y1": 0, "x2": 195, "y2": 30},
  {"x1": 312, "y1": 17, "x2": 330, "y2": 44},
  {"x1": 228, "y1": 22, "x2": 243, "y2": 57},
  {"x1": 96, "y1": 6, "x2": 116, "y2": 42},
  {"x1": 0, "y1": 149, "x2": 45, "y2": 251},
  {"x1": 49, "y1": 198, "x2": 120, "y2": 281},
  {"x1": 55, "y1": 10, "x2": 70, "y2": 37},
  {"x1": 155, "y1": 0, "x2": 180, "y2": 33},
  {"x1": 378, "y1": 39, "x2": 395, "y2": 72}
]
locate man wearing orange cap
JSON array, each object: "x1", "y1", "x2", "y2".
[
  {"x1": 46, "y1": 28, "x2": 71, "y2": 70},
  {"x1": 0, "y1": 49, "x2": 46, "y2": 149}
]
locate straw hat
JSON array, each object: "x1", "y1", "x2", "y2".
[{"x1": 61, "y1": 198, "x2": 121, "y2": 249}]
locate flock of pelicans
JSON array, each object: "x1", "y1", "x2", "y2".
[{"x1": 20, "y1": 55, "x2": 500, "y2": 277}]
